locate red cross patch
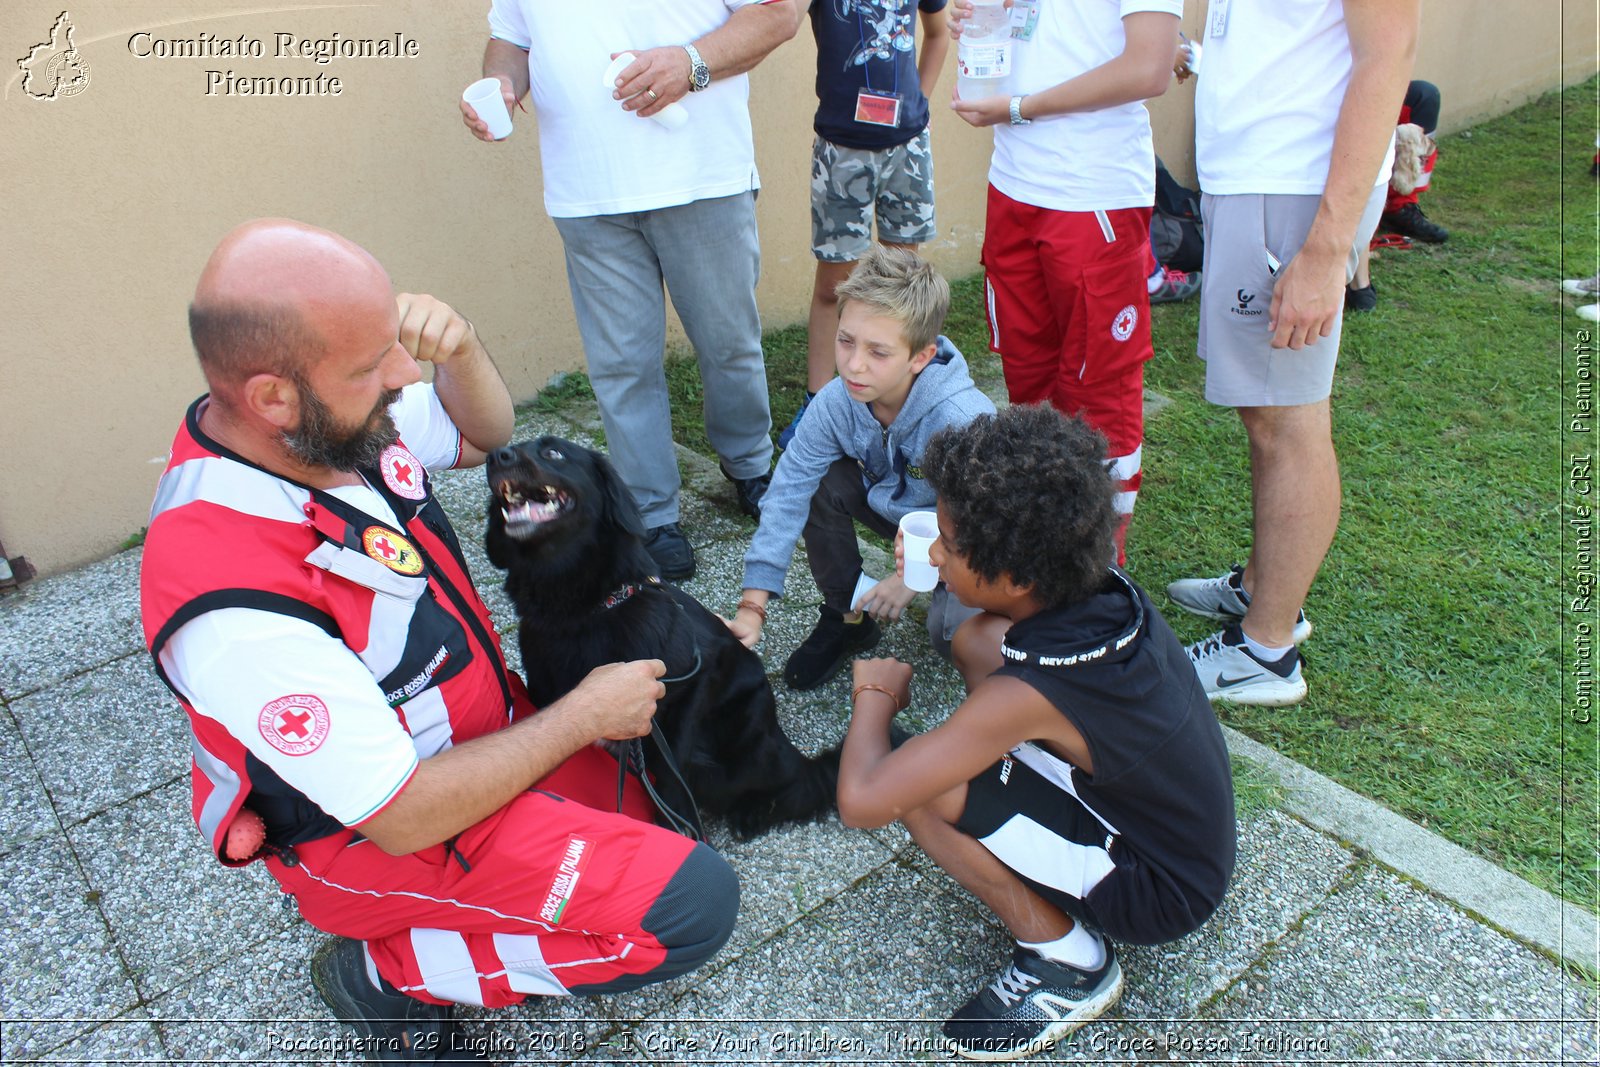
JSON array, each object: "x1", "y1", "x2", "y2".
[
  {"x1": 362, "y1": 526, "x2": 424, "y2": 576},
  {"x1": 1111, "y1": 305, "x2": 1138, "y2": 343},
  {"x1": 380, "y1": 444, "x2": 426, "y2": 501},
  {"x1": 258, "y1": 694, "x2": 331, "y2": 757}
]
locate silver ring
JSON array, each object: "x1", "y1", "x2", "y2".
[{"x1": 646, "y1": 88, "x2": 658, "y2": 101}]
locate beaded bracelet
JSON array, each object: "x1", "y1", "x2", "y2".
[
  {"x1": 851, "y1": 683, "x2": 905, "y2": 711},
  {"x1": 736, "y1": 598, "x2": 768, "y2": 623}
]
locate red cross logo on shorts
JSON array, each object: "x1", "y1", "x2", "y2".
[{"x1": 258, "y1": 695, "x2": 331, "y2": 756}]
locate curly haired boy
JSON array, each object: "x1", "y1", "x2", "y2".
[{"x1": 837, "y1": 404, "x2": 1237, "y2": 1060}]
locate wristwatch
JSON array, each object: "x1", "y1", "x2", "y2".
[
  {"x1": 684, "y1": 43, "x2": 711, "y2": 92},
  {"x1": 1008, "y1": 95, "x2": 1032, "y2": 126}
]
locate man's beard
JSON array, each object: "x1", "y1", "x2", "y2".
[{"x1": 281, "y1": 378, "x2": 403, "y2": 472}]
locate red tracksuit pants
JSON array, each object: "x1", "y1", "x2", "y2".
[
  {"x1": 983, "y1": 187, "x2": 1153, "y2": 562},
  {"x1": 266, "y1": 744, "x2": 737, "y2": 1008}
]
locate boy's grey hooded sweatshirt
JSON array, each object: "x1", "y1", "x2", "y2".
[{"x1": 743, "y1": 337, "x2": 995, "y2": 596}]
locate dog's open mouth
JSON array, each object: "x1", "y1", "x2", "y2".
[{"x1": 498, "y1": 480, "x2": 573, "y2": 536}]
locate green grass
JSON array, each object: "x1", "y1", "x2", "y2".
[{"x1": 532, "y1": 80, "x2": 1598, "y2": 909}]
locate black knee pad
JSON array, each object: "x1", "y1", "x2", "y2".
[
  {"x1": 564, "y1": 843, "x2": 740, "y2": 996},
  {"x1": 641, "y1": 843, "x2": 740, "y2": 978}
]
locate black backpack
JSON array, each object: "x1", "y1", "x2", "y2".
[{"x1": 1150, "y1": 157, "x2": 1205, "y2": 273}]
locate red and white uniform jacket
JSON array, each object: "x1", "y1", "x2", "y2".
[{"x1": 140, "y1": 387, "x2": 527, "y2": 865}]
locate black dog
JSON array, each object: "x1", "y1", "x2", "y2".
[{"x1": 484, "y1": 436, "x2": 839, "y2": 839}]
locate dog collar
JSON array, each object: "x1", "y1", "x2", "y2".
[{"x1": 600, "y1": 576, "x2": 661, "y2": 611}]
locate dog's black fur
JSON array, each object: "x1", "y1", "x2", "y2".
[{"x1": 484, "y1": 436, "x2": 839, "y2": 839}]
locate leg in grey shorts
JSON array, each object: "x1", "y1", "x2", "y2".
[
  {"x1": 1197, "y1": 184, "x2": 1386, "y2": 407},
  {"x1": 811, "y1": 131, "x2": 937, "y2": 263}
]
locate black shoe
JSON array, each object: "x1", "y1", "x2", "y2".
[
  {"x1": 719, "y1": 461, "x2": 771, "y2": 521},
  {"x1": 942, "y1": 945, "x2": 1124, "y2": 1061},
  {"x1": 1381, "y1": 202, "x2": 1448, "y2": 244},
  {"x1": 644, "y1": 522, "x2": 696, "y2": 581},
  {"x1": 783, "y1": 604, "x2": 881, "y2": 690},
  {"x1": 1344, "y1": 283, "x2": 1377, "y2": 312},
  {"x1": 311, "y1": 937, "x2": 489, "y2": 1063}
]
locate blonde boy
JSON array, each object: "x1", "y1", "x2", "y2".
[{"x1": 729, "y1": 245, "x2": 993, "y2": 688}]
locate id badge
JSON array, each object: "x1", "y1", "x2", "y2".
[
  {"x1": 1208, "y1": 0, "x2": 1230, "y2": 38},
  {"x1": 1010, "y1": 0, "x2": 1041, "y2": 41},
  {"x1": 855, "y1": 89, "x2": 903, "y2": 127}
]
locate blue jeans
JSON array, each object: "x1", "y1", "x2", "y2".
[{"x1": 553, "y1": 192, "x2": 773, "y2": 527}]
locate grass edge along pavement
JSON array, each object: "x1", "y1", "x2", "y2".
[{"x1": 524, "y1": 81, "x2": 1594, "y2": 912}]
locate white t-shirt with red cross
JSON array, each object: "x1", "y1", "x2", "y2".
[
  {"x1": 161, "y1": 384, "x2": 464, "y2": 829},
  {"x1": 988, "y1": 0, "x2": 1185, "y2": 213}
]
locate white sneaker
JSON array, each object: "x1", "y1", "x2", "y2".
[
  {"x1": 1580, "y1": 304, "x2": 1600, "y2": 323},
  {"x1": 1166, "y1": 566, "x2": 1313, "y2": 644},
  {"x1": 1186, "y1": 627, "x2": 1308, "y2": 706},
  {"x1": 1562, "y1": 273, "x2": 1600, "y2": 296}
]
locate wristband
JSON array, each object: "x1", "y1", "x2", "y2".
[
  {"x1": 737, "y1": 598, "x2": 767, "y2": 623},
  {"x1": 852, "y1": 683, "x2": 905, "y2": 710},
  {"x1": 1009, "y1": 95, "x2": 1032, "y2": 126}
]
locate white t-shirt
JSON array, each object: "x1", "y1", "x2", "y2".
[
  {"x1": 160, "y1": 384, "x2": 462, "y2": 829},
  {"x1": 989, "y1": 0, "x2": 1184, "y2": 212},
  {"x1": 1194, "y1": 0, "x2": 1394, "y2": 196},
  {"x1": 487, "y1": 0, "x2": 782, "y2": 218}
]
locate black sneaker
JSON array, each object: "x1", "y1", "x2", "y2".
[
  {"x1": 943, "y1": 945, "x2": 1123, "y2": 1061},
  {"x1": 719, "y1": 461, "x2": 771, "y2": 520},
  {"x1": 1345, "y1": 282, "x2": 1377, "y2": 312},
  {"x1": 782, "y1": 604, "x2": 881, "y2": 690},
  {"x1": 1381, "y1": 202, "x2": 1448, "y2": 244},
  {"x1": 310, "y1": 937, "x2": 489, "y2": 1063},
  {"x1": 644, "y1": 522, "x2": 695, "y2": 581}
]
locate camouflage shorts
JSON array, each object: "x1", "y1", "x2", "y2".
[{"x1": 810, "y1": 130, "x2": 936, "y2": 262}]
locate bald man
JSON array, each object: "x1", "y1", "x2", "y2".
[{"x1": 140, "y1": 220, "x2": 739, "y2": 1062}]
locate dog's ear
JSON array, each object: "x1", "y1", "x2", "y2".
[
  {"x1": 592, "y1": 449, "x2": 647, "y2": 538},
  {"x1": 484, "y1": 507, "x2": 511, "y2": 570}
]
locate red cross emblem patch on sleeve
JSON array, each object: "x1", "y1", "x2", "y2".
[
  {"x1": 362, "y1": 527, "x2": 425, "y2": 576},
  {"x1": 380, "y1": 444, "x2": 427, "y2": 501},
  {"x1": 258, "y1": 694, "x2": 332, "y2": 756}
]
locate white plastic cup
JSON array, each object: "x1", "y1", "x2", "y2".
[
  {"x1": 602, "y1": 52, "x2": 689, "y2": 131},
  {"x1": 463, "y1": 78, "x2": 513, "y2": 140},
  {"x1": 899, "y1": 511, "x2": 940, "y2": 593}
]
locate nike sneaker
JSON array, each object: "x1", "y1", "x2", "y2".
[
  {"x1": 1166, "y1": 566, "x2": 1312, "y2": 644},
  {"x1": 1185, "y1": 626, "x2": 1307, "y2": 706}
]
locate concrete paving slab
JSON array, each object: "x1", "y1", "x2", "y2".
[
  {"x1": 0, "y1": 838, "x2": 144, "y2": 1059},
  {"x1": 10, "y1": 654, "x2": 186, "y2": 826},
  {"x1": 20, "y1": 1009, "x2": 166, "y2": 1066},
  {"x1": 1224, "y1": 726, "x2": 1600, "y2": 973},
  {"x1": 0, "y1": 547, "x2": 144, "y2": 699},
  {"x1": 151, "y1": 923, "x2": 395, "y2": 1065},
  {"x1": 69, "y1": 779, "x2": 294, "y2": 1001},
  {"x1": 0, "y1": 703, "x2": 60, "y2": 860},
  {"x1": 1208, "y1": 863, "x2": 1598, "y2": 1065},
  {"x1": 611, "y1": 855, "x2": 1008, "y2": 1064}
]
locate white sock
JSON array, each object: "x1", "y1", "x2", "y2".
[
  {"x1": 1146, "y1": 266, "x2": 1166, "y2": 293},
  {"x1": 1019, "y1": 924, "x2": 1105, "y2": 970},
  {"x1": 1240, "y1": 629, "x2": 1293, "y2": 663}
]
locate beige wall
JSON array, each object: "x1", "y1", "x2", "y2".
[{"x1": 2, "y1": 0, "x2": 1592, "y2": 578}]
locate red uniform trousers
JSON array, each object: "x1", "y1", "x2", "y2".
[
  {"x1": 266, "y1": 744, "x2": 735, "y2": 1009},
  {"x1": 983, "y1": 187, "x2": 1153, "y2": 562}
]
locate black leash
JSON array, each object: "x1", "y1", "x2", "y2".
[{"x1": 607, "y1": 593, "x2": 708, "y2": 841}]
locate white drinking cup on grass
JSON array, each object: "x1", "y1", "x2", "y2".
[
  {"x1": 463, "y1": 78, "x2": 513, "y2": 140},
  {"x1": 898, "y1": 510, "x2": 940, "y2": 593}
]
